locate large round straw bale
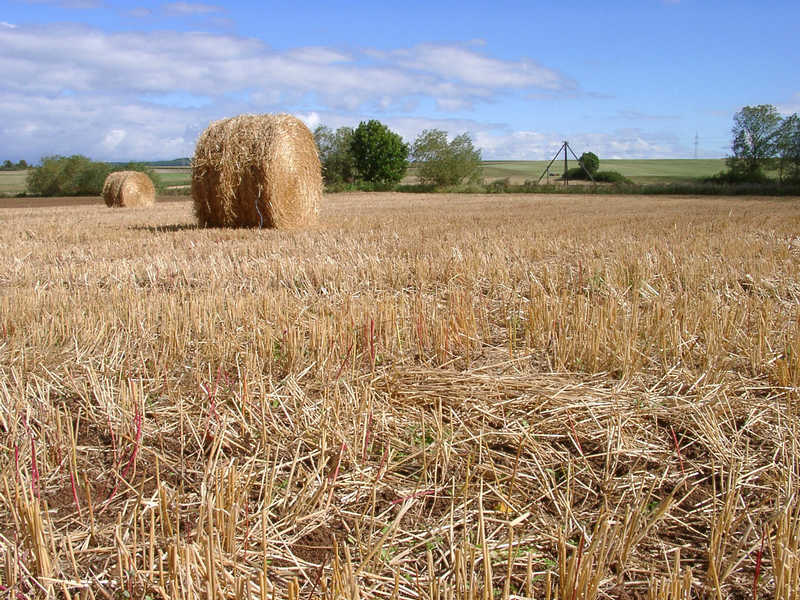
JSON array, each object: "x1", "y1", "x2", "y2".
[
  {"x1": 191, "y1": 114, "x2": 322, "y2": 229},
  {"x1": 102, "y1": 171, "x2": 156, "y2": 208}
]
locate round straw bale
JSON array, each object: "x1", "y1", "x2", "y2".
[
  {"x1": 191, "y1": 114, "x2": 322, "y2": 229},
  {"x1": 102, "y1": 171, "x2": 156, "y2": 208}
]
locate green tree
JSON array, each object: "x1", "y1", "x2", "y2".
[
  {"x1": 2, "y1": 160, "x2": 12, "y2": 170},
  {"x1": 411, "y1": 129, "x2": 482, "y2": 186},
  {"x1": 350, "y1": 120, "x2": 409, "y2": 185},
  {"x1": 578, "y1": 152, "x2": 599, "y2": 175},
  {"x1": 564, "y1": 151, "x2": 600, "y2": 180},
  {"x1": 727, "y1": 104, "x2": 782, "y2": 180},
  {"x1": 314, "y1": 125, "x2": 356, "y2": 184},
  {"x1": 776, "y1": 113, "x2": 800, "y2": 183},
  {"x1": 27, "y1": 155, "x2": 111, "y2": 196},
  {"x1": 26, "y1": 156, "x2": 162, "y2": 196},
  {"x1": 17, "y1": 159, "x2": 28, "y2": 169}
]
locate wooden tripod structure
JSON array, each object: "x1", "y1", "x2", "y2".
[{"x1": 537, "y1": 141, "x2": 596, "y2": 186}]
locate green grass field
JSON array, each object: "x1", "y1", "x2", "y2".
[
  {"x1": 0, "y1": 170, "x2": 29, "y2": 195},
  {"x1": 481, "y1": 159, "x2": 728, "y2": 184},
  {"x1": 153, "y1": 166, "x2": 191, "y2": 187},
  {"x1": 0, "y1": 160, "x2": 740, "y2": 195}
]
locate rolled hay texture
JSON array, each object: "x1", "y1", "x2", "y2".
[
  {"x1": 191, "y1": 114, "x2": 322, "y2": 229},
  {"x1": 102, "y1": 171, "x2": 156, "y2": 208}
]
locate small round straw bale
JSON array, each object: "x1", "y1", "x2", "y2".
[
  {"x1": 191, "y1": 113, "x2": 322, "y2": 229},
  {"x1": 102, "y1": 171, "x2": 156, "y2": 208}
]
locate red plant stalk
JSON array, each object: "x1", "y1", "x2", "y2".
[
  {"x1": 362, "y1": 412, "x2": 373, "y2": 462},
  {"x1": 375, "y1": 444, "x2": 389, "y2": 483},
  {"x1": 326, "y1": 442, "x2": 347, "y2": 505},
  {"x1": 120, "y1": 408, "x2": 142, "y2": 480},
  {"x1": 753, "y1": 526, "x2": 767, "y2": 600},
  {"x1": 568, "y1": 414, "x2": 583, "y2": 456},
  {"x1": 14, "y1": 443, "x2": 20, "y2": 483},
  {"x1": 30, "y1": 436, "x2": 40, "y2": 499},
  {"x1": 670, "y1": 425, "x2": 687, "y2": 486},
  {"x1": 334, "y1": 341, "x2": 354, "y2": 380},
  {"x1": 0, "y1": 584, "x2": 28, "y2": 600},
  {"x1": 70, "y1": 470, "x2": 82, "y2": 519},
  {"x1": 370, "y1": 317, "x2": 376, "y2": 366},
  {"x1": 571, "y1": 535, "x2": 585, "y2": 600}
]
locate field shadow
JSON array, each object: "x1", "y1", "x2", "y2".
[{"x1": 130, "y1": 223, "x2": 200, "y2": 233}]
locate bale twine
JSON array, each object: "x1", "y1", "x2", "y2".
[
  {"x1": 102, "y1": 171, "x2": 156, "y2": 208},
  {"x1": 191, "y1": 113, "x2": 322, "y2": 229}
]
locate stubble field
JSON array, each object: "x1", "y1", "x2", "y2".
[{"x1": 1, "y1": 192, "x2": 799, "y2": 599}]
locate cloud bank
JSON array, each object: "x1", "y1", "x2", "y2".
[{"x1": 0, "y1": 24, "x2": 685, "y2": 161}]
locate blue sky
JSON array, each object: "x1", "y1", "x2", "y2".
[{"x1": 1, "y1": 0, "x2": 798, "y2": 162}]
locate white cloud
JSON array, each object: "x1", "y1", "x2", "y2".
[
  {"x1": 0, "y1": 92, "x2": 202, "y2": 160},
  {"x1": 0, "y1": 23, "x2": 684, "y2": 161},
  {"x1": 391, "y1": 43, "x2": 573, "y2": 92},
  {"x1": 778, "y1": 93, "x2": 800, "y2": 115},
  {"x1": 297, "y1": 112, "x2": 321, "y2": 131},
  {"x1": 163, "y1": 2, "x2": 223, "y2": 16},
  {"x1": 1, "y1": 22, "x2": 17, "y2": 28},
  {"x1": 0, "y1": 25, "x2": 574, "y2": 110},
  {"x1": 285, "y1": 47, "x2": 352, "y2": 65},
  {"x1": 101, "y1": 129, "x2": 127, "y2": 152}
]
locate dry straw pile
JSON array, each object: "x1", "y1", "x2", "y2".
[
  {"x1": 191, "y1": 113, "x2": 322, "y2": 229},
  {"x1": 102, "y1": 171, "x2": 156, "y2": 208}
]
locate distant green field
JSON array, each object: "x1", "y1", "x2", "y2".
[
  {"x1": 153, "y1": 167, "x2": 191, "y2": 187},
  {"x1": 0, "y1": 168, "x2": 192, "y2": 195},
  {"x1": 481, "y1": 159, "x2": 728, "y2": 184},
  {"x1": 0, "y1": 160, "x2": 738, "y2": 195},
  {"x1": 0, "y1": 171, "x2": 28, "y2": 195}
]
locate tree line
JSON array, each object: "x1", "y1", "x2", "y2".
[
  {"x1": 1, "y1": 159, "x2": 29, "y2": 171},
  {"x1": 313, "y1": 120, "x2": 482, "y2": 187},
  {"x1": 18, "y1": 121, "x2": 481, "y2": 196},
  {"x1": 19, "y1": 108, "x2": 798, "y2": 197},
  {"x1": 717, "y1": 104, "x2": 800, "y2": 183},
  {"x1": 25, "y1": 156, "x2": 163, "y2": 196}
]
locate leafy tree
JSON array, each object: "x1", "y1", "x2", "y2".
[
  {"x1": 0, "y1": 159, "x2": 29, "y2": 170},
  {"x1": 314, "y1": 125, "x2": 356, "y2": 184},
  {"x1": 350, "y1": 120, "x2": 409, "y2": 185},
  {"x1": 27, "y1": 155, "x2": 105, "y2": 196},
  {"x1": 411, "y1": 129, "x2": 482, "y2": 186},
  {"x1": 26, "y1": 156, "x2": 162, "y2": 196},
  {"x1": 578, "y1": 152, "x2": 599, "y2": 175},
  {"x1": 776, "y1": 113, "x2": 800, "y2": 182},
  {"x1": 727, "y1": 104, "x2": 782, "y2": 180}
]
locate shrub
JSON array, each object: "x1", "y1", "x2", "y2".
[
  {"x1": 579, "y1": 152, "x2": 599, "y2": 175},
  {"x1": 594, "y1": 170, "x2": 631, "y2": 184},
  {"x1": 411, "y1": 129, "x2": 482, "y2": 186},
  {"x1": 487, "y1": 178, "x2": 511, "y2": 193},
  {"x1": 26, "y1": 156, "x2": 164, "y2": 197},
  {"x1": 314, "y1": 125, "x2": 356, "y2": 184},
  {"x1": 564, "y1": 166, "x2": 590, "y2": 180},
  {"x1": 26, "y1": 155, "x2": 112, "y2": 196}
]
